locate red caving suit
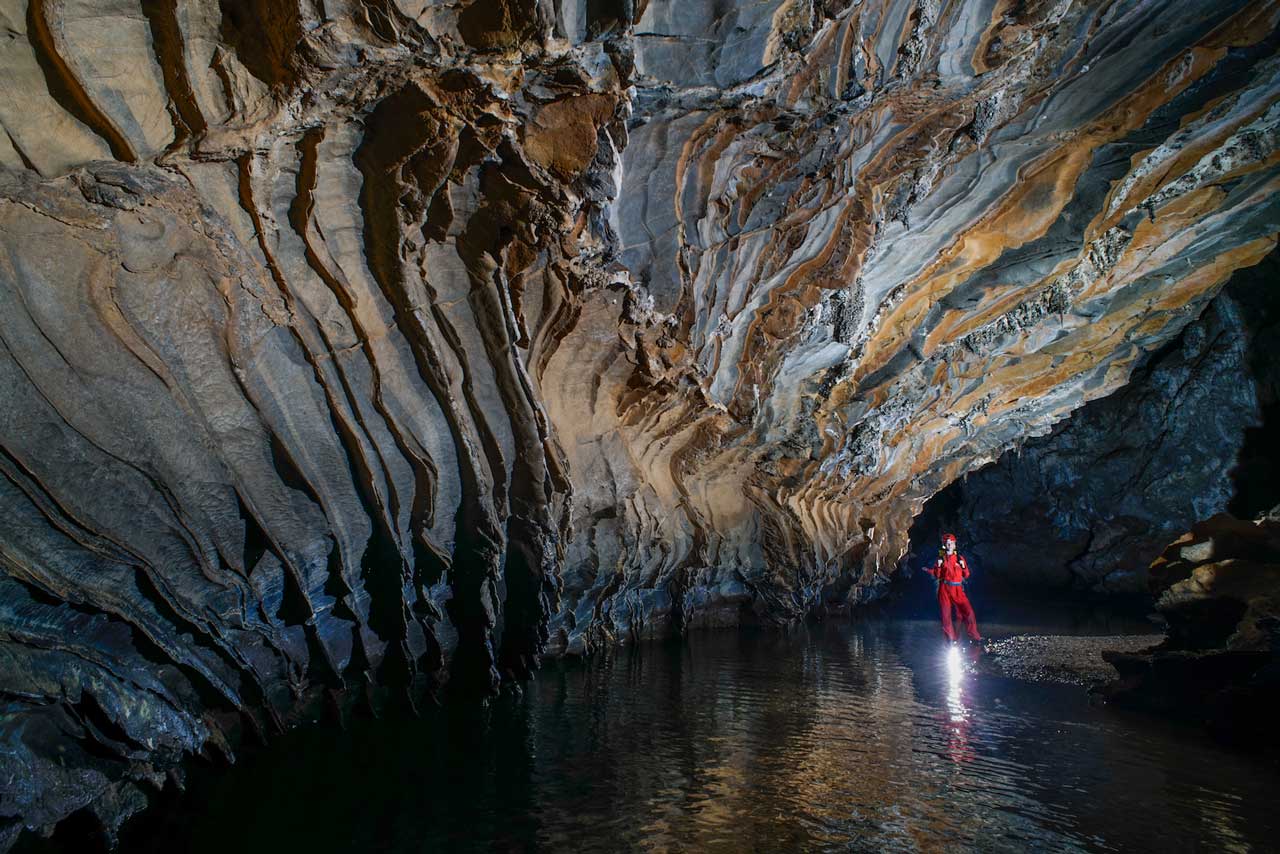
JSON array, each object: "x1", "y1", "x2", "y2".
[{"x1": 927, "y1": 552, "x2": 982, "y2": 642}]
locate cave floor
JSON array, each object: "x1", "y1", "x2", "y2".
[{"x1": 101, "y1": 616, "x2": 1276, "y2": 854}]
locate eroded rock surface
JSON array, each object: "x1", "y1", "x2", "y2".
[
  {"x1": 1098, "y1": 514, "x2": 1280, "y2": 749},
  {"x1": 2, "y1": 0, "x2": 1280, "y2": 842},
  {"x1": 908, "y1": 250, "x2": 1280, "y2": 595}
]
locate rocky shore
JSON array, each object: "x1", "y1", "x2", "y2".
[
  {"x1": 975, "y1": 514, "x2": 1280, "y2": 757},
  {"x1": 1095, "y1": 514, "x2": 1280, "y2": 751},
  {"x1": 980, "y1": 634, "x2": 1164, "y2": 687}
]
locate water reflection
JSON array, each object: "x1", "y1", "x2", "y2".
[
  {"x1": 943, "y1": 644, "x2": 974, "y2": 766},
  {"x1": 946, "y1": 644, "x2": 965, "y2": 719},
  {"x1": 112, "y1": 619, "x2": 1278, "y2": 854}
]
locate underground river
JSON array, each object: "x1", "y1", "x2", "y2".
[{"x1": 62, "y1": 611, "x2": 1274, "y2": 854}]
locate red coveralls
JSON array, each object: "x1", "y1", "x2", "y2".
[{"x1": 927, "y1": 553, "x2": 982, "y2": 642}]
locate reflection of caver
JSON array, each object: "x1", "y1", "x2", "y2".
[{"x1": 925, "y1": 533, "x2": 983, "y2": 643}]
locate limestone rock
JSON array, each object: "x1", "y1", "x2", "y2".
[
  {"x1": 907, "y1": 253, "x2": 1280, "y2": 595},
  {"x1": 1148, "y1": 514, "x2": 1280, "y2": 651},
  {"x1": 0, "y1": 0, "x2": 1279, "y2": 841},
  {"x1": 1097, "y1": 515, "x2": 1280, "y2": 749}
]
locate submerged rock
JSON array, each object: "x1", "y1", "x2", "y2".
[{"x1": 1, "y1": 0, "x2": 1279, "y2": 842}]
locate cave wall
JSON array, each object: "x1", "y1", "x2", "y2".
[
  {"x1": 2, "y1": 0, "x2": 1280, "y2": 842},
  {"x1": 1098, "y1": 512, "x2": 1280, "y2": 751},
  {"x1": 908, "y1": 249, "x2": 1280, "y2": 595}
]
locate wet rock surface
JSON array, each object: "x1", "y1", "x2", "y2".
[
  {"x1": 910, "y1": 249, "x2": 1280, "y2": 595},
  {"x1": 1097, "y1": 514, "x2": 1280, "y2": 750},
  {"x1": 1, "y1": 0, "x2": 1279, "y2": 842},
  {"x1": 981, "y1": 634, "x2": 1163, "y2": 687}
]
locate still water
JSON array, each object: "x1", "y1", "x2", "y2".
[{"x1": 121, "y1": 617, "x2": 1275, "y2": 853}]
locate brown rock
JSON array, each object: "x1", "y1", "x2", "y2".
[{"x1": 522, "y1": 93, "x2": 617, "y2": 180}]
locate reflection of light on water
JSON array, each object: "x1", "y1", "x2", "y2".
[
  {"x1": 943, "y1": 645, "x2": 973, "y2": 765},
  {"x1": 946, "y1": 646, "x2": 966, "y2": 723}
]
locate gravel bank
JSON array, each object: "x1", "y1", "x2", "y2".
[{"x1": 980, "y1": 635, "x2": 1165, "y2": 686}]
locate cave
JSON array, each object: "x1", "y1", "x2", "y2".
[{"x1": 1, "y1": 0, "x2": 1278, "y2": 851}]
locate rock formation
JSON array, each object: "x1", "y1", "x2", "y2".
[
  {"x1": 907, "y1": 249, "x2": 1280, "y2": 595},
  {"x1": 1, "y1": 0, "x2": 1279, "y2": 844},
  {"x1": 1098, "y1": 513, "x2": 1280, "y2": 750}
]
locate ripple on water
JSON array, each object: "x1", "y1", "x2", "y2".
[{"x1": 113, "y1": 618, "x2": 1277, "y2": 854}]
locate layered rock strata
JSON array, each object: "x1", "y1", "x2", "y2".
[
  {"x1": 907, "y1": 249, "x2": 1280, "y2": 594},
  {"x1": 2, "y1": 0, "x2": 1280, "y2": 843}
]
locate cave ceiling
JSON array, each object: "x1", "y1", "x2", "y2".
[{"x1": 1, "y1": 0, "x2": 1279, "y2": 839}]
